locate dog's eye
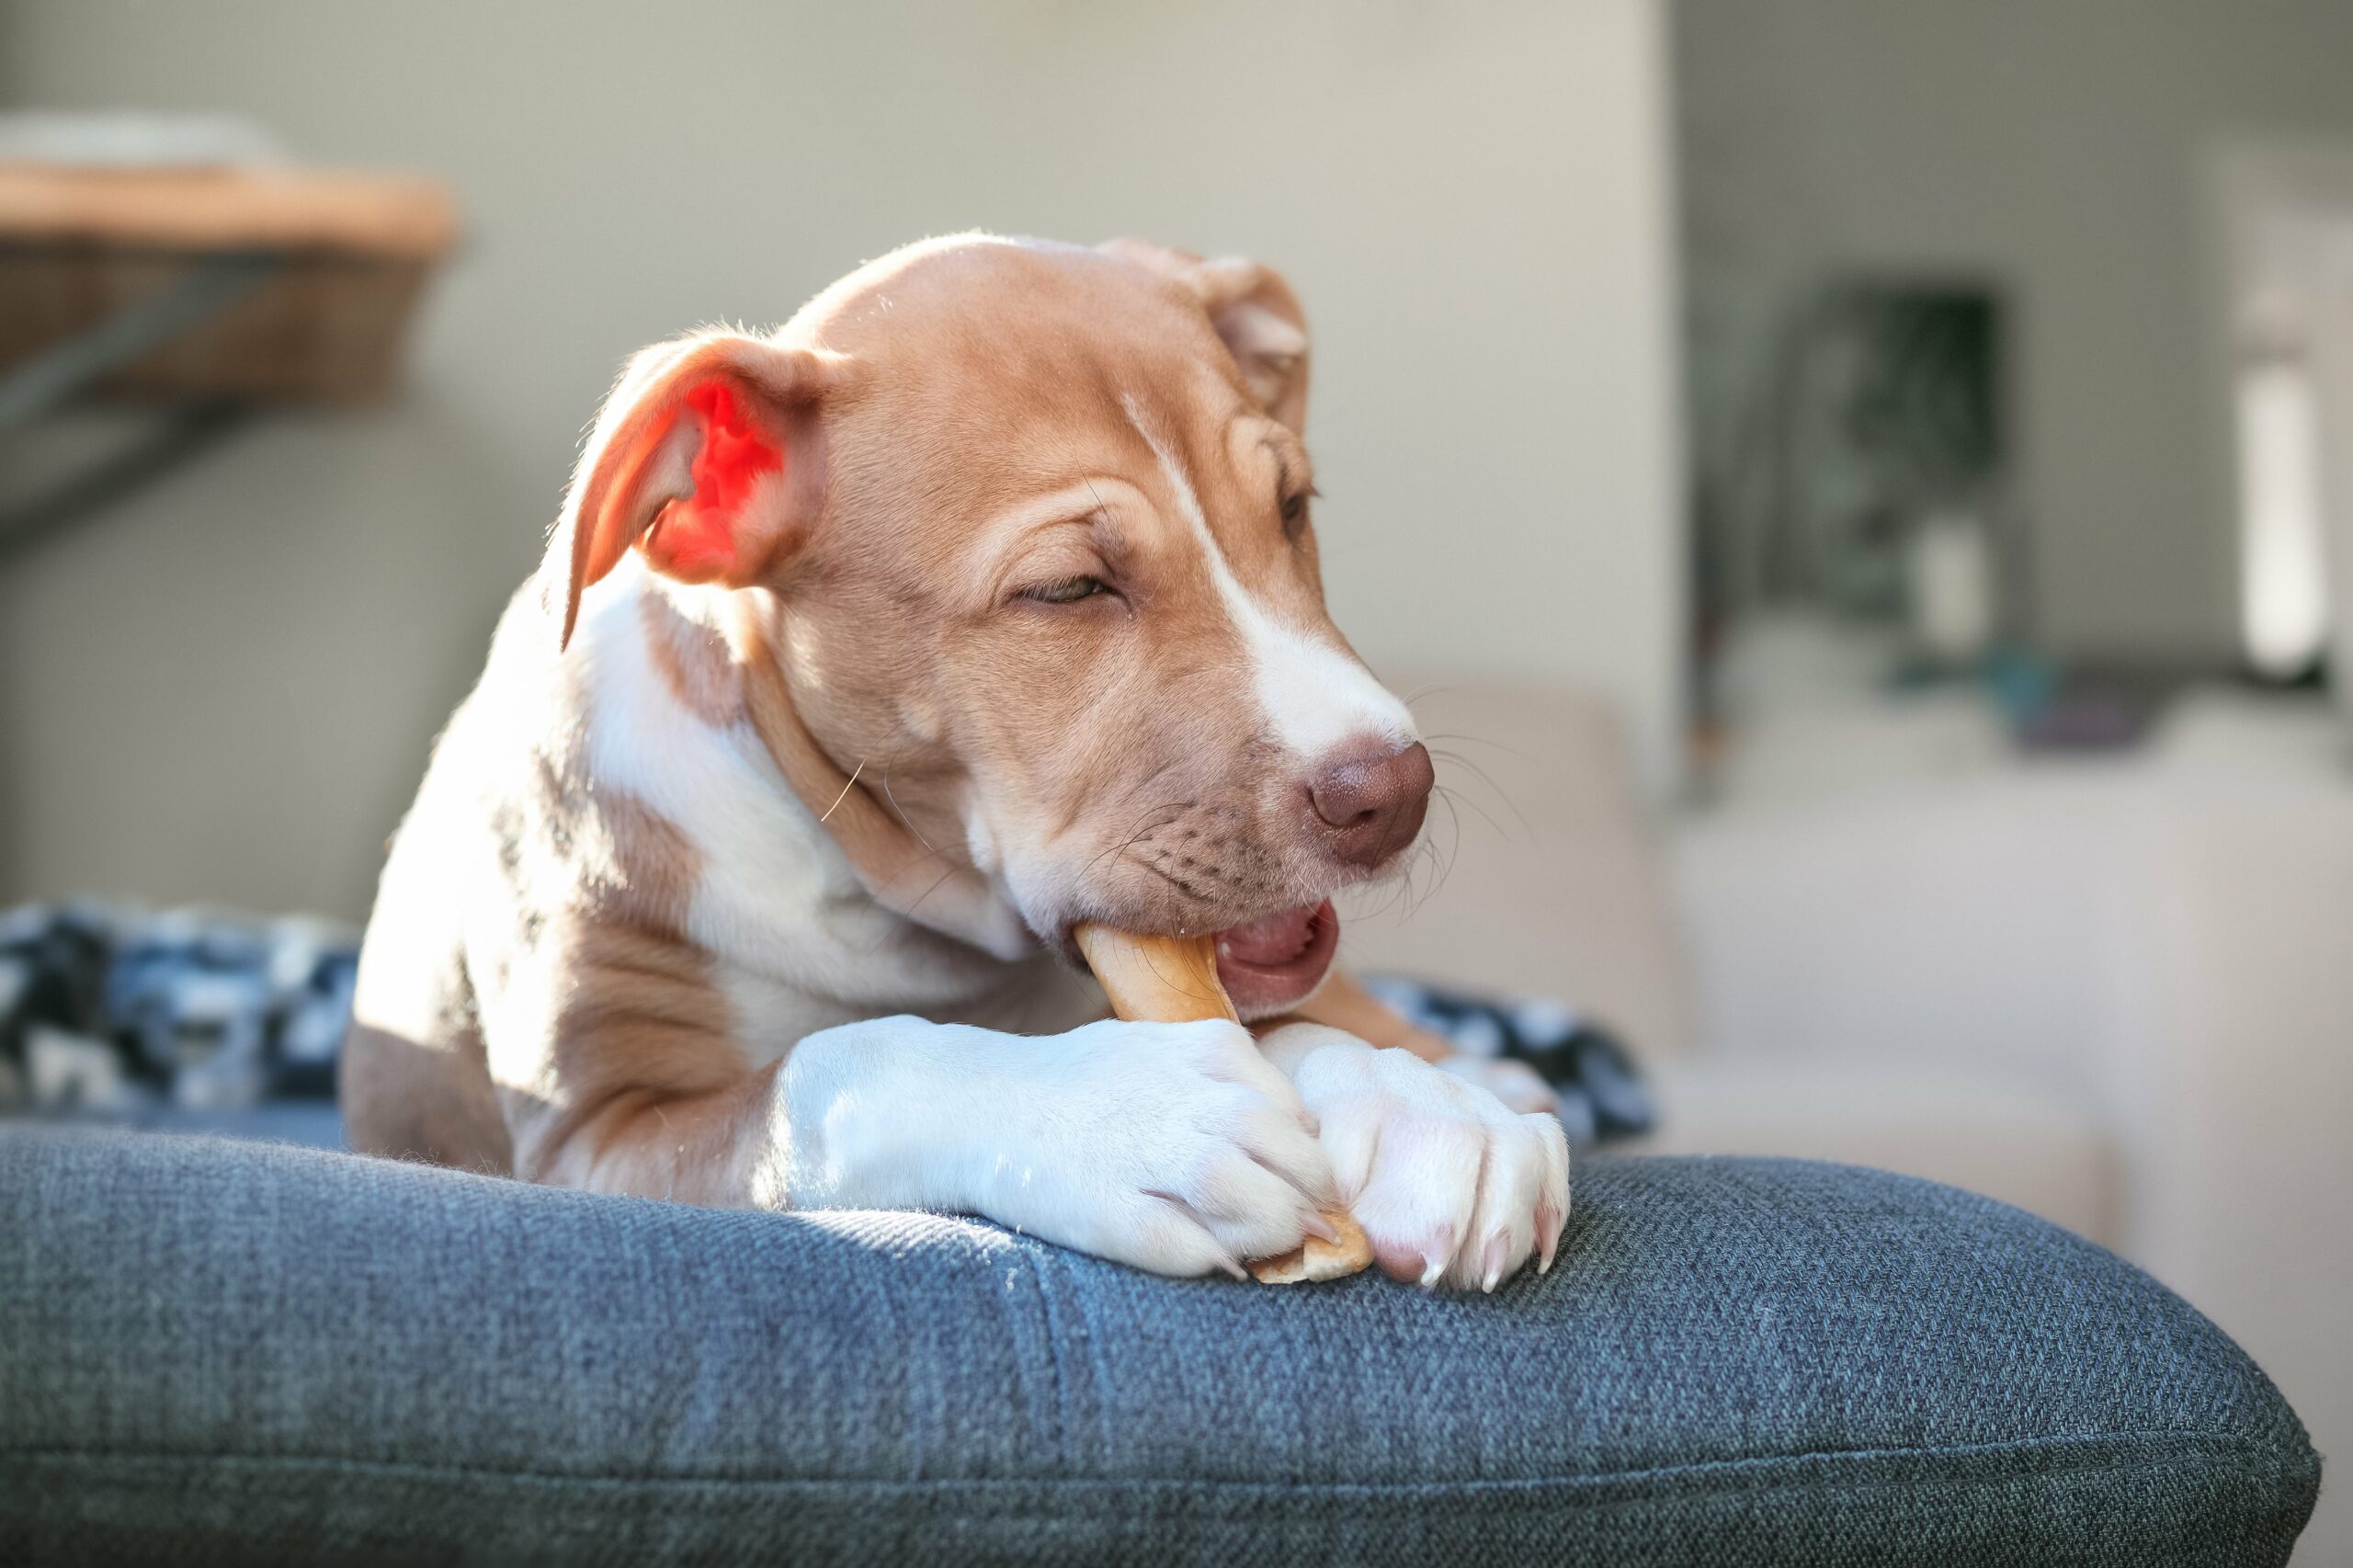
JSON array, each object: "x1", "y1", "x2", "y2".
[
  {"x1": 1279, "y1": 488, "x2": 1313, "y2": 540},
  {"x1": 1023, "y1": 575, "x2": 1108, "y2": 605}
]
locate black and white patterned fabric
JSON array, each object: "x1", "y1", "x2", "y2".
[
  {"x1": 1, "y1": 903, "x2": 1654, "y2": 1152},
  {"x1": 0, "y1": 903, "x2": 355, "y2": 1115}
]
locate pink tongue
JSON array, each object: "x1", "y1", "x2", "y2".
[{"x1": 1218, "y1": 904, "x2": 1318, "y2": 967}]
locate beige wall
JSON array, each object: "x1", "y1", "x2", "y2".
[
  {"x1": 1676, "y1": 0, "x2": 2353, "y2": 664},
  {"x1": 0, "y1": 0, "x2": 1682, "y2": 921}
]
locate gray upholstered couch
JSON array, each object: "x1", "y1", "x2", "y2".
[{"x1": 0, "y1": 1126, "x2": 2319, "y2": 1565}]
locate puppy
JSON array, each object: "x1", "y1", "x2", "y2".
[{"x1": 343, "y1": 235, "x2": 1567, "y2": 1290}]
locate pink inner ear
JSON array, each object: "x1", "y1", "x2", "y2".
[{"x1": 648, "y1": 380, "x2": 785, "y2": 581}]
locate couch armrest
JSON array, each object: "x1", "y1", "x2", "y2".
[
  {"x1": 0, "y1": 1128, "x2": 2317, "y2": 1565},
  {"x1": 1629, "y1": 1059, "x2": 2121, "y2": 1249}
]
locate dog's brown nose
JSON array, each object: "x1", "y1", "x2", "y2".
[{"x1": 1307, "y1": 740, "x2": 1434, "y2": 868}]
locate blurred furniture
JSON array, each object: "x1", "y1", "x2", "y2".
[
  {"x1": 0, "y1": 162, "x2": 455, "y2": 551},
  {"x1": 1345, "y1": 679, "x2": 2119, "y2": 1244},
  {"x1": 0, "y1": 1127, "x2": 2317, "y2": 1565},
  {"x1": 1347, "y1": 676, "x2": 2352, "y2": 1566}
]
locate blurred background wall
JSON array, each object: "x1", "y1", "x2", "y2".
[
  {"x1": 0, "y1": 0, "x2": 1683, "y2": 922},
  {"x1": 1678, "y1": 0, "x2": 2353, "y2": 664}
]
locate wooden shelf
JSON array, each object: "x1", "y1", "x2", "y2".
[
  {"x1": 0, "y1": 164, "x2": 457, "y2": 404},
  {"x1": 0, "y1": 162, "x2": 458, "y2": 554}
]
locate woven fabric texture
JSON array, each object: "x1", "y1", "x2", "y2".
[{"x1": 0, "y1": 1127, "x2": 2318, "y2": 1566}]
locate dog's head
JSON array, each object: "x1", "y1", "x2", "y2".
[{"x1": 558, "y1": 236, "x2": 1428, "y2": 1013}]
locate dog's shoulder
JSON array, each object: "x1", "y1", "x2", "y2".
[{"x1": 483, "y1": 563, "x2": 1017, "y2": 1012}]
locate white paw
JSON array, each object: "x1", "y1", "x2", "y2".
[
  {"x1": 976, "y1": 1017, "x2": 1338, "y2": 1279},
  {"x1": 1260, "y1": 1023, "x2": 1570, "y2": 1290}
]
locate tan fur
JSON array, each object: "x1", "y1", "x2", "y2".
[
  {"x1": 511, "y1": 920, "x2": 748, "y2": 1197},
  {"x1": 340, "y1": 1017, "x2": 508, "y2": 1172}
]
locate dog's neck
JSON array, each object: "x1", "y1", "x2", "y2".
[
  {"x1": 563, "y1": 560, "x2": 1032, "y2": 1028},
  {"x1": 726, "y1": 599, "x2": 1031, "y2": 961},
  {"x1": 631, "y1": 563, "x2": 1034, "y2": 960}
]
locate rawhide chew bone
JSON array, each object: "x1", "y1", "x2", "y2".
[{"x1": 1074, "y1": 924, "x2": 1372, "y2": 1284}]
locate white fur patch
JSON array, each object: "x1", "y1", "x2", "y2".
[
  {"x1": 1122, "y1": 396, "x2": 1415, "y2": 760},
  {"x1": 573, "y1": 560, "x2": 1005, "y2": 1051}
]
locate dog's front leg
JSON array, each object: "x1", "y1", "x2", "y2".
[
  {"x1": 494, "y1": 931, "x2": 1329, "y2": 1272},
  {"x1": 777, "y1": 1015, "x2": 1338, "y2": 1277}
]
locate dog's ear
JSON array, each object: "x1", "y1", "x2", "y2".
[
  {"x1": 1100, "y1": 240, "x2": 1311, "y2": 433},
  {"x1": 556, "y1": 331, "x2": 845, "y2": 649}
]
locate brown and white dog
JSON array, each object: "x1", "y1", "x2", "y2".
[{"x1": 343, "y1": 235, "x2": 1568, "y2": 1290}]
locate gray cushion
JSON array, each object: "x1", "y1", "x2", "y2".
[{"x1": 0, "y1": 1127, "x2": 2319, "y2": 1565}]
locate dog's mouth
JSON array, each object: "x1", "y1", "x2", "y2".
[{"x1": 1212, "y1": 899, "x2": 1339, "y2": 1015}]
